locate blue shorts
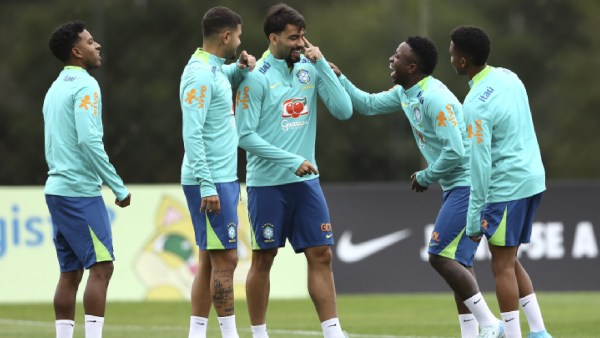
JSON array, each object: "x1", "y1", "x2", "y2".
[
  {"x1": 247, "y1": 179, "x2": 333, "y2": 253},
  {"x1": 183, "y1": 182, "x2": 240, "y2": 250},
  {"x1": 428, "y1": 186, "x2": 479, "y2": 267},
  {"x1": 481, "y1": 192, "x2": 544, "y2": 247},
  {"x1": 45, "y1": 195, "x2": 114, "y2": 272}
]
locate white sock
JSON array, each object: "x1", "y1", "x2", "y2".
[
  {"x1": 189, "y1": 316, "x2": 208, "y2": 338},
  {"x1": 463, "y1": 293, "x2": 497, "y2": 327},
  {"x1": 56, "y1": 319, "x2": 75, "y2": 338},
  {"x1": 321, "y1": 318, "x2": 345, "y2": 338},
  {"x1": 251, "y1": 323, "x2": 269, "y2": 338},
  {"x1": 458, "y1": 314, "x2": 478, "y2": 338},
  {"x1": 520, "y1": 293, "x2": 546, "y2": 332},
  {"x1": 218, "y1": 315, "x2": 239, "y2": 338},
  {"x1": 501, "y1": 310, "x2": 521, "y2": 338},
  {"x1": 84, "y1": 315, "x2": 104, "y2": 338}
]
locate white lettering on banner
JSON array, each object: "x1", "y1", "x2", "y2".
[
  {"x1": 520, "y1": 222, "x2": 564, "y2": 260},
  {"x1": 420, "y1": 222, "x2": 598, "y2": 261},
  {"x1": 572, "y1": 221, "x2": 599, "y2": 258},
  {"x1": 0, "y1": 204, "x2": 116, "y2": 259}
]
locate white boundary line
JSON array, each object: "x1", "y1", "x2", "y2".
[{"x1": 0, "y1": 318, "x2": 451, "y2": 338}]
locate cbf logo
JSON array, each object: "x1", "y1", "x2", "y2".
[
  {"x1": 296, "y1": 69, "x2": 311, "y2": 84},
  {"x1": 262, "y1": 223, "x2": 275, "y2": 243},
  {"x1": 227, "y1": 223, "x2": 237, "y2": 243},
  {"x1": 413, "y1": 106, "x2": 422, "y2": 124},
  {"x1": 282, "y1": 97, "x2": 309, "y2": 119}
]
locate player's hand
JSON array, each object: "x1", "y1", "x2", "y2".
[
  {"x1": 115, "y1": 193, "x2": 131, "y2": 208},
  {"x1": 410, "y1": 172, "x2": 428, "y2": 192},
  {"x1": 238, "y1": 50, "x2": 256, "y2": 71},
  {"x1": 200, "y1": 195, "x2": 221, "y2": 215},
  {"x1": 302, "y1": 37, "x2": 323, "y2": 62},
  {"x1": 469, "y1": 234, "x2": 483, "y2": 242},
  {"x1": 328, "y1": 62, "x2": 342, "y2": 77},
  {"x1": 295, "y1": 160, "x2": 319, "y2": 177}
]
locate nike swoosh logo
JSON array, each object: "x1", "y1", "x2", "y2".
[
  {"x1": 522, "y1": 301, "x2": 530, "y2": 307},
  {"x1": 505, "y1": 318, "x2": 516, "y2": 322},
  {"x1": 336, "y1": 229, "x2": 411, "y2": 263},
  {"x1": 270, "y1": 82, "x2": 282, "y2": 89},
  {"x1": 474, "y1": 298, "x2": 482, "y2": 304},
  {"x1": 463, "y1": 319, "x2": 474, "y2": 323}
]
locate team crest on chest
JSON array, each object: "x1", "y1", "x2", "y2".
[
  {"x1": 413, "y1": 106, "x2": 422, "y2": 124},
  {"x1": 296, "y1": 69, "x2": 311, "y2": 84}
]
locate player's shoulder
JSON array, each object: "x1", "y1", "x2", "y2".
[{"x1": 422, "y1": 78, "x2": 459, "y2": 107}]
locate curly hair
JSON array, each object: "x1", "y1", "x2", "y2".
[
  {"x1": 202, "y1": 6, "x2": 242, "y2": 38},
  {"x1": 450, "y1": 26, "x2": 491, "y2": 66},
  {"x1": 263, "y1": 3, "x2": 305, "y2": 38},
  {"x1": 48, "y1": 20, "x2": 86, "y2": 63},
  {"x1": 406, "y1": 36, "x2": 438, "y2": 75}
]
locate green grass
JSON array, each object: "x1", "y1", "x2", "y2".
[{"x1": 0, "y1": 292, "x2": 597, "y2": 337}]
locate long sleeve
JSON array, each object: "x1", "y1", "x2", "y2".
[
  {"x1": 73, "y1": 88, "x2": 128, "y2": 201},
  {"x1": 338, "y1": 75, "x2": 403, "y2": 116},
  {"x1": 315, "y1": 58, "x2": 352, "y2": 120},
  {"x1": 465, "y1": 110, "x2": 493, "y2": 236},
  {"x1": 222, "y1": 62, "x2": 249, "y2": 88},
  {"x1": 181, "y1": 75, "x2": 217, "y2": 197},
  {"x1": 416, "y1": 97, "x2": 465, "y2": 187}
]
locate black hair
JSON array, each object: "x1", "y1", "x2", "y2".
[
  {"x1": 202, "y1": 6, "x2": 242, "y2": 38},
  {"x1": 49, "y1": 20, "x2": 86, "y2": 63},
  {"x1": 450, "y1": 26, "x2": 491, "y2": 66},
  {"x1": 263, "y1": 3, "x2": 305, "y2": 38},
  {"x1": 405, "y1": 36, "x2": 438, "y2": 75}
]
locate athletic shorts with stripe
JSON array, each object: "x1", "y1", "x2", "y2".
[
  {"x1": 481, "y1": 192, "x2": 543, "y2": 247},
  {"x1": 45, "y1": 195, "x2": 114, "y2": 272},
  {"x1": 428, "y1": 186, "x2": 479, "y2": 267},
  {"x1": 183, "y1": 181, "x2": 240, "y2": 251},
  {"x1": 247, "y1": 178, "x2": 334, "y2": 253}
]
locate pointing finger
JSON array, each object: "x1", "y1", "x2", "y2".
[{"x1": 302, "y1": 36, "x2": 313, "y2": 48}]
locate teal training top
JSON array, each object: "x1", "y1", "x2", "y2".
[
  {"x1": 463, "y1": 66, "x2": 546, "y2": 235},
  {"x1": 235, "y1": 52, "x2": 352, "y2": 187},
  {"x1": 339, "y1": 75, "x2": 470, "y2": 191},
  {"x1": 180, "y1": 48, "x2": 247, "y2": 197},
  {"x1": 43, "y1": 66, "x2": 128, "y2": 200}
]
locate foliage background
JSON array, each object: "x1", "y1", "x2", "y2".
[{"x1": 1, "y1": 0, "x2": 599, "y2": 185}]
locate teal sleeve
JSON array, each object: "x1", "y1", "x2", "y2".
[
  {"x1": 416, "y1": 98, "x2": 465, "y2": 187},
  {"x1": 466, "y1": 110, "x2": 492, "y2": 236},
  {"x1": 315, "y1": 58, "x2": 353, "y2": 120},
  {"x1": 181, "y1": 75, "x2": 217, "y2": 197},
  {"x1": 338, "y1": 75, "x2": 403, "y2": 115},
  {"x1": 235, "y1": 75, "x2": 305, "y2": 173},
  {"x1": 223, "y1": 63, "x2": 249, "y2": 88},
  {"x1": 73, "y1": 88, "x2": 129, "y2": 201}
]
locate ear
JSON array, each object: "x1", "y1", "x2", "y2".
[
  {"x1": 222, "y1": 30, "x2": 231, "y2": 44},
  {"x1": 268, "y1": 33, "x2": 278, "y2": 45},
  {"x1": 71, "y1": 46, "x2": 83, "y2": 60}
]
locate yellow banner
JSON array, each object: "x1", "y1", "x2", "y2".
[{"x1": 0, "y1": 185, "x2": 308, "y2": 303}]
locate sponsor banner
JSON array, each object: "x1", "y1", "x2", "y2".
[
  {"x1": 0, "y1": 185, "x2": 308, "y2": 303},
  {"x1": 324, "y1": 182, "x2": 599, "y2": 293}
]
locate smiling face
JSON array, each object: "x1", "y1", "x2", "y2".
[
  {"x1": 388, "y1": 42, "x2": 417, "y2": 88},
  {"x1": 72, "y1": 29, "x2": 101, "y2": 70},
  {"x1": 269, "y1": 24, "x2": 306, "y2": 65}
]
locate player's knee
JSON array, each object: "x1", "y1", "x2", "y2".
[
  {"x1": 305, "y1": 246, "x2": 333, "y2": 266},
  {"x1": 251, "y1": 249, "x2": 277, "y2": 270},
  {"x1": 90, "y1": 261, "x2": 114, "y2": 282}
]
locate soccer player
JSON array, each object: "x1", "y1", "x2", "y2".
[
  {"x1": 449, "y1": 25, "x2": 552, "y2": 338},
  {"x1": 43, "y1": 20, "x2": 131, "y2": 338},
  {"x1": 329, "y1": 36, "x2": 504, "y2": 338},
  {"x1": 179, "y1": 6, "x2": 256, "y2": 338},
  {"x1": 234, "y1": 4, "x2": 352, "y2": 338}
]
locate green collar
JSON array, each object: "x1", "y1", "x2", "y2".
[{"x1": 469, "y1": 65, "x2": 493, "y2": 88}]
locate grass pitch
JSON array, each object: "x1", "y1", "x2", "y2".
[{"x1": 0, "y1": 292, "x2": 597, "y2": 337}]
